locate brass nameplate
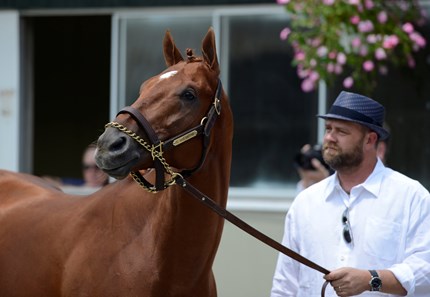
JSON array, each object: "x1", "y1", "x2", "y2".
[{"x1": 173, "y1": 130, "x2": 198, "y2": 146}]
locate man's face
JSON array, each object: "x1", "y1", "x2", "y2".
[
  {"x1": 83, "y1": 147, "x2": 109, "y2": 187},
  {"x1": 322, "y1": 119, "x2": 367, "y2": 171}
]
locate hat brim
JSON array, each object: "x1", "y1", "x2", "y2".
[{"x1": 317, "y1": 114, "x2": 390, "y2": 140}]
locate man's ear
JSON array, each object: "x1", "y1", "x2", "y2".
[{"x1": 367, "y1": 131, "x2": 379, "y2": 146}]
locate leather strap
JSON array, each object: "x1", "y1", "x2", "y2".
[
  {"x1": 175, "y1": 176, "x2": 331, "y2": 296},
  {"x1": 118, "y1": 106, "x2": 165, "y2": 191},
  {"x1": 117, "y1": 80, "x2": 223, "y2": 190},
  {"x1": 321, "y1": 280, "x2": 330, "y2": 297}
]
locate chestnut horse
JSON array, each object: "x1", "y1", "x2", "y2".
[{"x1": 0, "y1": 28, "x2": 233, "y2": 297}]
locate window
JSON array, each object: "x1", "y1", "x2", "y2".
[
  {"x1": 219, "y1": 13, "x2": 318, "y2": 188},
  {"x1": 113, "y1": 6, "x2": 319, "y2": 196}
]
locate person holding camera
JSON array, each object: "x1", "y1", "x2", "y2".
[
  {"x1": 271, "y1": 91, "x2": 430, "y2": 296},
  {"x1": 295, "y1": 144, "x2": 332, "y2": 192}
]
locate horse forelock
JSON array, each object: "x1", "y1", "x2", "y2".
[{"x1": 186, "y1": 48, "x2": 202, "y2": 63}]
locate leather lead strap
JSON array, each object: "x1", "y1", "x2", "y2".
[
  {"x1": 117, "y1": 78, "x2": 330, "y2": 294},
  {"x1": 175, "y1": 176, "x2": 331, "y2": 296},
  {"x1": 321, "y1": 280, "x2": 330, "y2": 297}
]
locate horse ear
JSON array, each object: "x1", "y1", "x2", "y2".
[
  {"x1": 201, "y1": 27, "x2": 220, "y2": 74},
  {"x1": 163, "y1": 30, "x2": 184, "y2": 67}
]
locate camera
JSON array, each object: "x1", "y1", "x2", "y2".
[{"x1": 293, "y1": 144, "x2": 330, "y2": 171}]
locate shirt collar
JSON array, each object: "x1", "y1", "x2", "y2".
[{"x1": 324, "y1": 158, "x2": 386, "y2": 201}]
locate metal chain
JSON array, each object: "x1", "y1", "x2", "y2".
[{"x1": 105, "y1": 122, "x2": 181, "y2": 192}]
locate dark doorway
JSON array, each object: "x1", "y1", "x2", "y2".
[{"x1": 30, "y1": 16, "x2": 111, "y2": 184}]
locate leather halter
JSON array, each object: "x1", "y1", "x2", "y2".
[
  {"x1": 112, "y1": 80, "x2": 222, "y2": 192},
  {"x1": 107, "y1": 79, "x2": 331, "y2": 296}
]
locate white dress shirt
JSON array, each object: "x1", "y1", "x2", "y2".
[{"x1": 271, "y1": 159, "x2": 430, "y2": 296}]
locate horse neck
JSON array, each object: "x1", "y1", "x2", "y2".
[
  {"x1": 164, "y1": 100, "x2": 233, "y2": 233},
  {"x1": 98, "y1": 103, "x2": 233, "y2": 278},
  {"x1": 154, "y1": 102, "x2": 232, "y2": 271}
]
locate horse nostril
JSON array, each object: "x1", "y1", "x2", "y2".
[{"x1": 110, "y1": 136, "x2": 127, "y2": 152}]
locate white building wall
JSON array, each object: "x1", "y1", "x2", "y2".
[
  {"x1": 0, "y1": 10, "x2": 20, "y2": 171},
  {"x1": 214, "y1": 209, "x2": 286, "y2": 297}
]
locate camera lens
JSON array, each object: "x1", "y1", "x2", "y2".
[{"x1": 293, "y1": 145, "x2": 329, "y2": 171}]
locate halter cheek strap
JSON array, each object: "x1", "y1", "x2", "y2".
[
  {"x1": 117, "y1": 106, "x2": 165, "y2": 191},
  {"x1": 109, "y1": 80, "x2": 223, "y2": 192}
]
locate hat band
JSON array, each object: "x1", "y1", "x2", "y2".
[{"x1": 329, "y1": 105, "x2": 381, "y2": 127}]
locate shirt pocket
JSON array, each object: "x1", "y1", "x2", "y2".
[{"x1": 363, "y1": 217, "x2": 401, "y2": 261}]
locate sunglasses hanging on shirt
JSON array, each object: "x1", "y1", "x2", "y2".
[{"x1": 342, "y1": 208, "x2": 354, "y2": 246}]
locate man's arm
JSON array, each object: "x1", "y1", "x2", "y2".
[{"x1": 324, "y1": 267, "x2": 407, "y2": 296}]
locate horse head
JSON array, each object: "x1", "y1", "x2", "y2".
[{"x1": 96, "y1": 28, "x2": 230, "y2": 186}]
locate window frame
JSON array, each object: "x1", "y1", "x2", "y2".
[{"x1": 110, "y1": 5, "x2": 325, "y2": 211}]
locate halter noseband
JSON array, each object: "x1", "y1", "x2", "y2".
[{"x1": 105, "y1": 80, "x2": 223, "y2": 193}]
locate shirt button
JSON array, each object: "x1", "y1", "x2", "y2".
[{"x1": 340, "y1": 255, "x2": 346, "y2": 261}]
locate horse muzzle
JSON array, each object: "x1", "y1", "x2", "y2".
[{"x1": 95, "y1": 127, "x2": 146, "y2": 179}]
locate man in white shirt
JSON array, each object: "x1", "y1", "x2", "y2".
[{"x1": 271, "y1": 91, "x2": 430, "y2": 296}]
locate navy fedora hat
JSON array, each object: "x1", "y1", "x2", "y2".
[{"x1": 317, "y1": 91, "x2": 390, "y2": 140}]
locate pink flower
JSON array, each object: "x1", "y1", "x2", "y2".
[
  {"x1": 375, "y1": 48, "x2": 387, "y2": 60},
  {"x1": 351, "y1": 37, "x2": 361, "y2": 48},
  {"x1": 348, "y1": 0, "x2": 360, "y2": 5},
  {"x1": 402, "y1": 22, "x2": 414, "y2": 34},
  {"x1": 310, "y1": 59, "x2": 317, "y2": 67},
  {"x1": 297, "y1": 65, "x2": 309, "y2": 78},
  {"x1": 343, "y1": 77, "x2": 354, "y2": 88},
  {"x1": 309, "y1": 71, "x2": 320, "y2": 81},
  {"x1": 301, "y1": 78, "x2": 316, "y2": 92},
  {"x1": 383, "y1": 35, "x2": 399, "y2": 49},
  {"x1": 295, "y1": 51, "x2": 306, "y2": 61},
  {"x1": 364, "y1": 0, "x2": 374, "y2": 9},
  {"x1": 337, "y1": 52, "x2": 347, "y2": 65},
  {"x1": 317, "y1": 46, "x2": 328, "y2": 57},
  {"x1": 366, "y1": 34, "x2": 378, "y2": 43},
  {"x1": 322, "y1": 0, "x2": 335, "y2": 5},
  {"x1": 327, "y1": 63, "x2": 335, "y2": 73},
  {"x1": 277, "y1": 0, "x2": 290, "y2": 4},
  {"x1": 409, "y1": 32, "x2": 427, "y2": 48},
  {"x1": 363, "y1": 60, "x2": 374, "y2": 72},
  {"x1": 334, "y1": 64, "x2": 343, "y2": 74},
  {"x1": 359, "y1": 45, "x2": 368, "y2": 56},
  {"x1": 350, "y1": 15, "x2": 360, "y2": 25},
  {"x1": 311, "y1": 38, "x2": 322, "y2": 47},
  {"x1": 328, "y1": 51, "x2": 337, "y2": 59},
  {"x1": 358, "y1": 20, "x2": 374, "y2": 33},
  {"x1": 280, "y1": 27, "x2": 291, "y2": 40},
  {"x1": 377, "y1": 11, "x2": 388, "y2": 24}
]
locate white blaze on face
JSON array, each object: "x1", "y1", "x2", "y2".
[{"x1": 159, "y1": 70, "x2": 178, "y2": 80}]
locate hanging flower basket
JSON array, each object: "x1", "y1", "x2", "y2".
[{"x1": 278, "y1": 0, "x2": 427, "y2": 94}]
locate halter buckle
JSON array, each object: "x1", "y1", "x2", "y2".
[{"x1": 213, "y1": 98, "x2": 221, "y2": 115}]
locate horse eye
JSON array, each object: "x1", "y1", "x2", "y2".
[{"x1": 180, "y1": 89, "x2": 197, "y2": 101}]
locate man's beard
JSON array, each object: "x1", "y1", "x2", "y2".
[{"x1": 322, "y1": 140, "x2": 364, "y2": 171}]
